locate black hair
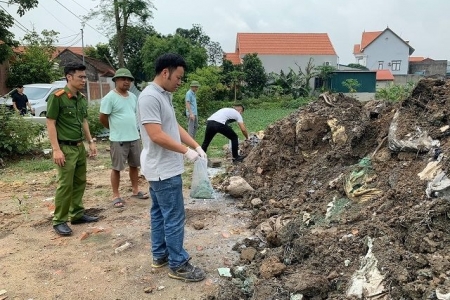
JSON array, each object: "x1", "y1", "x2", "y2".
[
  {"x1": 234, "y1": 104, "x2": 245, "y2": 111},
  {"x1": 154, "y1": 53, "x2": 187, "y2": 76},
  {"x1": 16, "y1": 84, "x2": 23, "y2": 88},
  {"x1": 64, "y1": 63, "x2": 86, "y2": 77}
]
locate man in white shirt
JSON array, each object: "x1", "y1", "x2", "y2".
[{"x1": 201, "y1": 105, "x2": 249, "y2": 162}]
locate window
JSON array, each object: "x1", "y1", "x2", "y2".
[
  {"x1": 378, "y1": 61, "x2": 384, "y2": 70},
  {"x1": 391, "y1": 60, "x2": 401, "y2": 71}
]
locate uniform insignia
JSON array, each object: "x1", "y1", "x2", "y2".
[{"x1": 54, "y1": 89, "x2": 65, "y2": 97}]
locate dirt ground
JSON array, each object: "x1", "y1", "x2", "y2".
[
  {"x1": 213, "y1": 79, "x2": 450, "y2": 299},
  {"x1": 0, "y1": 143, "x2": 253, "y2": 300},
  {"x1": 2, "y1": 79, "x2": 450, "y2": 300}
]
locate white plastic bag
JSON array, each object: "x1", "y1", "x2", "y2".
[{"x1": 190, "y1": 158, "x2": 214, "y2": 199}]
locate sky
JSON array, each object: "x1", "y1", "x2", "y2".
[{"x1": 2, "y1": 0, "x2": 450, "y2": 65}]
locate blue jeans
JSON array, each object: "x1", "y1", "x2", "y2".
[{"x1": 149, "y1": 174, "x2": 190, "y2": 269}]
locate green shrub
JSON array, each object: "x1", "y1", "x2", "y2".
[
  {"x1": 0, "y1": 106, "x2": 46, "y2": 157},
  {"x1": 86, "y1": 103, "x2": 105, "y2": 137},
  {"x1": 376, "y1": 82, "x2": 415, "y2": 102}
]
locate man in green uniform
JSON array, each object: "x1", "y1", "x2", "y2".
[{"x1": 46, "y1": 63, "x2": 99, "y2": 236}]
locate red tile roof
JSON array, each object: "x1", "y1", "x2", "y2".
[
  {"x1": 409, "y1": 56, "x2": 425, "y2": 62},
  {"x1": 223, "y1": 52, "x2": 241, "y2": 64},
  {"x1": 12, "y1": 46, "x2": 84, "y2": 59},
  {"x1": 354, "y1": 28, "x2": 414, "y2": 55},
  {"x1": 236, "y1": 33, "x2": 337, "y2": 55},
  {"x1": 376, "y1": 69, "x2": 394, "y2": 81}
]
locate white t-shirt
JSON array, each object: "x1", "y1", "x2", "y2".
[{"x1": 207, "y1": 108, "x2": 243, "y2": 125}]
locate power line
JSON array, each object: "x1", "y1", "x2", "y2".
[
  {"x1": 0, "y1": 4, "x2": 31, "y2": 33},
  {"x1": 68, "y1": 0, "x2": 90, "y2": 13},
  {"x1": 56, "y1": 33, "x2": 81, "y2": 46},
  {"x1": 53, "y1": 0, "x2": 106, "y2": 38},
  {"x1": 41, "y1": 4, "x2": 76, "y2": 33},
  {"x1": 59, "y1": 33, "x2": 80, "y2": 40}
]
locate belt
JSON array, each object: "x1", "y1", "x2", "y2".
[{"x1": 58, "y1": 140, "x2": 83, "y2": 146}]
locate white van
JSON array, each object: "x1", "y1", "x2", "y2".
[{"x1": 0, "y1": 81, "x2": 66, "y2": 117}]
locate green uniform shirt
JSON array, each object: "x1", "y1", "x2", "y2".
[{"x1": 46, "y1": 86, "x2": 87, "y2": 141}]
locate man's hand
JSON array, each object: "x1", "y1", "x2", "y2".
[
  {"x1": 189, "y1": 113, "x2": 195, "y2": 120},
  {"x1": 53, "y1": 149, "x2": 65, "y2": 167},
  {"x1": 195, "y1": 146, "x2": 207, "y2": 159},
  {"x1": 89, "y1": 143, "x2": 97, "y2": 158},
  {"x1": 184, "y1": 148, "x2": 199, "y2": 162}
]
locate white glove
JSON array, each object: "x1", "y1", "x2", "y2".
[
  {"x1": 184, "y1": 148, "x2": 199, "y2": 162},
  {"x1": 195, "y1": 146, "x2": 207, "y2": 159}
]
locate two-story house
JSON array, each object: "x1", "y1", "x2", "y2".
[
  {"x1": 353, "y1": 27, "x2": 414, "y2": 75},
  {"x1": 224, "y1": 33, "x2": 338, "y2": 74}
]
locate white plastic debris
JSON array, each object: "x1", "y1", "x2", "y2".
[{"x1": 347, "y1": 237, "x2": 386, "y2": 299}]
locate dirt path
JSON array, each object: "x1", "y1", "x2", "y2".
[{"x1": 0, "y1": 143, "x2": 251, "y2": 300}]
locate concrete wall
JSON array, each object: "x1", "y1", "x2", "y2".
[
  {"x1": 362, "y1": 30, "x2": 410, "y2": 75},
  {"x1": 393, "y1": 74, "x2": 424, "y2": 85},
  {"x1": 257, "y1": 54, "x2": 338, "y2": 74},
  {"x1": 409, "y1": 59, "x2": 447, "y2": 76},
  {"x1": 376, "y1": 81, "x2": 393, "y2": 90},
  {"x1": 343, "y1": 92, "x2": 375, "y2": 102}
]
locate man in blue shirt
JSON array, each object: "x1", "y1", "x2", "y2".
[{"x1": 185, "y1": 81, "x2": 200, "y2": 138}]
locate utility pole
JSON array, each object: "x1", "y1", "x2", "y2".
[{"x1": 81, "y1": 25, "x2": 85, "y2": 65}]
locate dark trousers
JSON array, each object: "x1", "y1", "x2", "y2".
[{"x1": 202, "y1": 120, "x2": 239, "y2": 158}]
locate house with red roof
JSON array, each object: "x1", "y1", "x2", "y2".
[
  {"x1": 353, "y1": 27, "x2": 414, "y2": 75},
  {"x1": 224, "y1": 33, "x2": 338, "y2": 75}
]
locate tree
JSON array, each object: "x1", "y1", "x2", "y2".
[
  {"x1": 109, "y1": 25, "x2": 156, "y2": 81},
  {"x1": 342, "y1": 78, "x2": 360, "y2": 93},
  {"x1": 176, "y1": 24, "x2": 223, "y2": 65},
  {"x1": 141, "y1": 34, "x2": 207, "y2": 79},
  {"x1": 87, "y1": 0, "x2": 155, "y2": 67},
  {"x1": 315, "y1": 65, "x2": 336, "y2": 90},
  {"x1": 242, "y1": 53, "x2": 267, "y2": 98},
  {"x1": 6, "y1": 30, "x2": 62, "y2": 87},
  {"x1": 0, "y1": 0, "x2": 39, "y2": 63},
  {"x1": 85, "y1": 43, "x2": 116, "y2": 68},
  {"x1": 347, "y1": 63, "x2": 369, "y2": 71}
]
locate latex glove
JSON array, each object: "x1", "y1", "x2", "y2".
[
  {"x1": 195, "y1": 146, "x2": 207, "y2": 159},
  {"x1": 184, "y1": 148, "x2": 199, "y2": 162}
]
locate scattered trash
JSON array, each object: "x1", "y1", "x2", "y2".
[
  {"x1": 347, "y1": 237, "x2": 386, "y2": 299},
  {"x1": 114, "y1": 241, "x2": 132, "y2": 254},
  {"x1": 344, "y1": 157, "x2": 382, "y2": 202},
  {"x1": 436, "y1": 290, "x2": 450, "y2": 300},
  {"x1": 217, "y1": 267, "x2": 232, "y2": 277}
]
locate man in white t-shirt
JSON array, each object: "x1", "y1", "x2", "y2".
[{"x1": 201, "y1": 104, "x2": 249, "y2": 162}]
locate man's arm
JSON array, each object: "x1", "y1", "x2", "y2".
[
  {"x1": 83, "y1": 119, "x2": 97, "y2": 157},
  {"x1": 185, "y1": 94, "x2": 195, "y2": 120},
  {"x1": 99, "y1": 113, "x2": 109, "y2": 129},
  {"x1": 143, "y1": 123, "x2": 190, "y2": 154},
  {"x1": 46, "y1": 118, "x2": 65, "y2": 166},
  {"x1": 12, "y1": 101, "x2": 19, "y2": 112},
  {"x1": 237, "y1": 122, "x2": 249, "y2": 139},
  {"x1": 179, "y1": 124, "x2": 200, "y2": 148}
]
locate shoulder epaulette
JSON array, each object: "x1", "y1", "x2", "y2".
[
  {"x1": 80, "y1": 92, "x2": 86, "y2": 98},
  {"x1": 54, "y1": 89, "x2": 65, "y2": 97}
]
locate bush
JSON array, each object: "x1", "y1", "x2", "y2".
[
  {"x1": 86, "y1": 103, "x2": 105, "y2": 137},
  {"x1": 0, "y1": 106, "x2": 46, "y2": 157},
  {"x1": 376, "y1": 82, "x2": 415, "y2": 102}
]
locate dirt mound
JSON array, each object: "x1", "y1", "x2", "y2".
[{"x1": 216, "y1": 79, "x2": 450, "y2": 299}]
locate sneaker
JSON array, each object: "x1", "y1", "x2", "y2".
[
  {"x1": 168, "y1": 260, "x2": 206, "y2": 282},
  {"x1": 232, "y1": 155, "x2": 246, "y2": 163},
  {"x1": 151, "y1": 256, "x2": 169, "y2": 268}
]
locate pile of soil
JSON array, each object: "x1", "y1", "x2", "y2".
[{"x1": 216, "y1": 79, "x2": 450, "y2": 299}]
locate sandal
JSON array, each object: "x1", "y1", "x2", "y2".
[
  {"x1": 113, "y1": 197, "x2": 125, "y2": 208},
  {"x1": 131, "y1": 191, "x2": 149, "y2": 199}
]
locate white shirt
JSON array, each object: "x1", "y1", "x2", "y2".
[{"x1": 207, "y1": 108, "x2": 243, "y2": 125}]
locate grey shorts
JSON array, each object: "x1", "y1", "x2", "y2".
[{"x1": 110, "y1": 140, "x2": 141, "y2": 171}]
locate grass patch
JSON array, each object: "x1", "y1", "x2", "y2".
[
  {"x1": 10, "y1": 157, "x2": 55, "y2": 173},
  {"x1": 193, "y1": 108, "x2": 296, "y2": 159}
]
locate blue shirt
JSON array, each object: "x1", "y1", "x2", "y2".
[{"x1": 185, "y1": 89, "x2": 197, "y2": 116}]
